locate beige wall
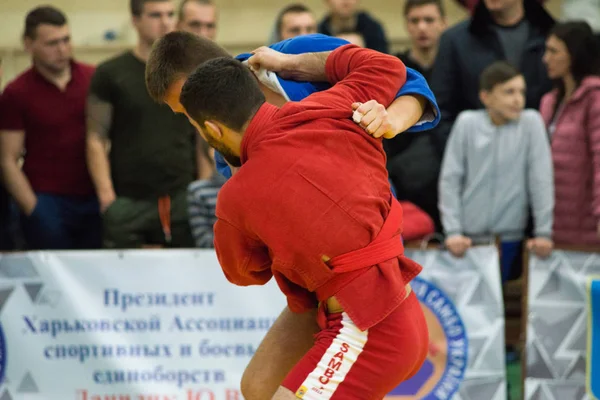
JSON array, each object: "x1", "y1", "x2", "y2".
[
  {"x1": 0, "y1": 0, "x2": 561, "y2": 87},
  {"x1": 0, "y1": 0, "x2": 472, "y2": 46}
]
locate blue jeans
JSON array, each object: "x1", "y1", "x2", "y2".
[
  {"x1": 21, "y1": 193, "x2": 102, "y2": 250},
  {"x1": 500, "y1": 241, "x2": 523, "y2": 283}
]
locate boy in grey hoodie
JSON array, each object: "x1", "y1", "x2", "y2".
[{"x1": 439, "y1": 61, "x2": 554, "y2": 282}]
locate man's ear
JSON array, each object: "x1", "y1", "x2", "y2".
[
  {"x1": 23, "y1": 37, "x2": 34, "y2": 53},
  {"x1": 479, "y1": 90, "x2": 489, "y2": 107},
  {"x1": 131, "y1": 15, "x2": 140, "y2": 30},
  {"x1": 441, "y1": 16, "x2": 448, "y2": 29},
  {"x1": 204, "y1": 120, "x2": 224, "y2": 139}
]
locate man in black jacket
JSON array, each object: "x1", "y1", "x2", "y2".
[
  {"x1": 384, "y1": 0, "x2": 447, "y2": 233},
  {"x1": 318, "y1": 0, "x2": 389, "y2": 53},
  {"x1": 430, "y1": 0, "x2": 554, "y2": 148}
]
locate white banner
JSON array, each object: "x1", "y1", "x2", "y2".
[
  {"x1": 385, "y1": 246, "x2": 506, "y2": 400},
  {"x1": 0, "y1": 247, "x2": 506, "y2": 400},
  {"x1": 0, "y1": 250, "x2": 287, "y2": 400},
  {"x1": 525, "y1": 250, "x2": 600, "y2": 400}
]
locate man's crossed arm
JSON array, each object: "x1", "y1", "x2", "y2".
[{"x1": 247, "y1": 46, "x2": 425, "y2": 138}]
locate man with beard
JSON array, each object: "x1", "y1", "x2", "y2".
[
  {"x1": 86, "y1": 0, "x2": 205, "y2": 249},
  {"x1": 0, "y1": 6, "x2": 101, "y2": 250},
  {"x1": 179, "y1": 45, "x2": 429, "y2": 400}
]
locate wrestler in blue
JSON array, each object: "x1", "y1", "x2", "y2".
[
  {"x1": 145, "y1": 31, "x2": 440, "y2": 400},
  {"x1": 222, "y1": 34, "x2": 440, "y2": 178}
]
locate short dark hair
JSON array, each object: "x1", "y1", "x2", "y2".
[
  {"x1": 130, "y1": 0, "x2": 170, "y2": 17},
  {"x1": 146, "y1": 31, "x2": 231, "y2": 102},
  {"x1": 479, "y1": 61, "x2": 521, "y2": 91},
  {"x1": 178, "y1": 0, "x2": 215, "y2": 21},
  {"x1": 180, "y1": 57, "x2": 266, "y2": 131},
  {"x1": 276, "y1": 4, "x2": 313, "y2": 36},
  {"x1": 404, "y1": 0, "x2": 445, "y2": 17},
  {"x1": 24, "y1": 6, "x2": 67, "y2": 39}
]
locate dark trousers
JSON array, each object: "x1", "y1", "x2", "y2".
[
  {"x1": 102, "y1": 189, "x2": 194, "y2": 249},
  {"x1": 0, "y1": 185, "x2": 17, "y2": 251},
  {"x1": 20, "y1": 193, "x2": 102, "y2": 250},
  {"x1": 500, "y1": 240, "x2": 523, "y2": 283}
]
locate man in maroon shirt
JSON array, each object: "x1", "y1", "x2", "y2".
[
  {"x1": 0, "y1": 6, "x2": 100, "y2": 250},
  {"x1": 180, "y1": 45, "x2": 429, "y2": 399}
]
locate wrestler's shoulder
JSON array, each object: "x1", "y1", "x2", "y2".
[
  {"x1": 214, "y1": 177, "x2": 251, "y2": 219},
  {"x1": 217, "y1": 165, "x2": 268, "y2": 203}
]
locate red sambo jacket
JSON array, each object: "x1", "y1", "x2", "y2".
[{"x1": 214, "y1": 45, "x2": 423, "y2": 331}]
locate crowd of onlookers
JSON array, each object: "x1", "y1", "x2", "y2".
[{"x1": 0, "y1": 0, "x2": 599, "y2": 284}]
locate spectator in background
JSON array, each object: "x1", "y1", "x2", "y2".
[
  {"x1": 176, "y1": 0, "x2": 222, "y2": 247},
  {"x1": 0, "y1": 6, "x2": 101, "y2": 250},
  {"x1": 0, "y1": 58, "x2": 20, "y2": 252},
  {"x1": 540, "y1": 21, "x2": 600, "y2": 247},
  {"x1": 177, "y1": 0, "x2": 218, "y2": 40},
  {"x1": 397, "y1": 0, "x2": 446, "y2": 82},
  {"x1": 430, "y1": 0, "x2": 554, "y2": 151},
  {"x1": 176, "y1": 0, "x2": 221, "y2": 180},
  {"x1": 384, "y1": 0, "x2": 446, "y2": 233},
  {"x1": 270, "y1": 4, "x2": 317, "y2": 44},
  {"x1": 188, "y1": 145, "x2": 226, "y2": 248},
  {"x1": 86, "y1": 0, "x2": 198, "y2": 249},
  {"x1": 439, "y1": 62, "x2": 554, "y2": 282},
  {"x1": 318, "y1": 0, "x2": 389, "y2": 53},
  {"x1": 335, "y1": 30, "x2": 365, "y2": 47}
]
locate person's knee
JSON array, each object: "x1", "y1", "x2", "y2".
[
  {"x1": 240, "y1": 369, "x2": 264, "y2": 400},
  {"x1": 241, "y1": 361, "x2": 284, "y2": 400}
]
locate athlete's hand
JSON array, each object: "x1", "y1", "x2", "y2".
[
  {"x1": 445, "y1": 235, "x2": 472, "y2": 258},
  {"x1": 527, "y1": 237, "x2": 553, "y2": 259},
  {"x1": 351, "y1": 101, "x2": 398, "y2": 139},
  {"x1": 247, "y1": 47, "x2": 293, "y2": 77}
]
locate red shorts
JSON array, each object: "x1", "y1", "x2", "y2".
[{"x1": 282, "y1": 291, "x2": 429, "y2": 400}]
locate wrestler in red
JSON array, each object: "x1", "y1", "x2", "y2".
[{"x1": 179, "y1": 44, "x2": 429, "y2": 400}]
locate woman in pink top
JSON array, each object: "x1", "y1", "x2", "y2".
[{"x1": 540, "y1": 21, "x2": 600, "y2": 247}]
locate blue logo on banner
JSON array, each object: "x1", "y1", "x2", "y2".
[
  {"x1": 386, "y1": 276, "x2": 468, "y2": 400},
  {"x1": 587, "y1": 278, "x2": 600, "y2": 398},
  {"x1": 0, "y1": 323, "x2": 6, "y2": 385}
]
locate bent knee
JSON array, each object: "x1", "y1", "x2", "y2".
[{"x1": 240, "y1": 369, "x2": 269, "y2": 400}]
